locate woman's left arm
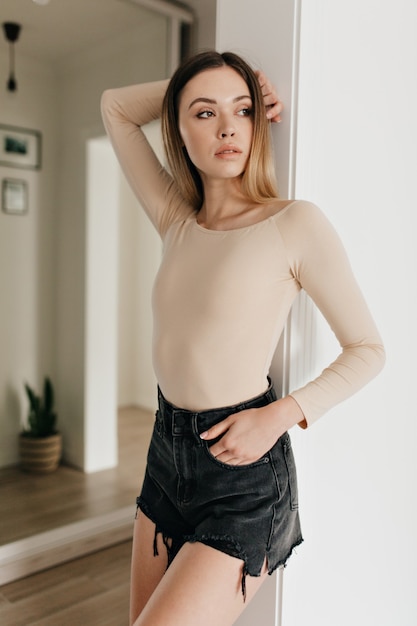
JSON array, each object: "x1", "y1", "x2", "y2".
[
  {"x1": 283, "y1": 201, "x2": 386, "y2": 425},
  {"x1": 203, "y1": 202, "x2": 385, "y2": 464}
]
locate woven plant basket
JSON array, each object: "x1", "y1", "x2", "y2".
[{"x1": 19, "y1": 433, "x2": 62, "y2": 473}]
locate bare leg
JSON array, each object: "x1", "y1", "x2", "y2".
[
  {"x1": 130, "y1": 511, "x2": 169, "y2": 625},
  {"x1": 133, "y1": 541, "x2": 269, "y2": 626}
]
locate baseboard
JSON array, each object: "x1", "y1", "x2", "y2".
[{"x1": 0, "y1": 505, "x2": 134, "y2": 585}]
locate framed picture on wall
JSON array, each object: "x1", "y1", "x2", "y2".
[
  {"x1": 0, "y1": 124, "x2": 41, "y2": 169},
  {"x1": 2, "y1": 178, "x2": 28, "y2": 215}
]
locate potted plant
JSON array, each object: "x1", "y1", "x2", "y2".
[{"x1": 19, "y1": 377, "x2": 62, "y2": 473}]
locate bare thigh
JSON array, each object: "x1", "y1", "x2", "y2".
[
  {"x1": 132, "y1": 538, "x2": 269, "y2": 626},
  {"x1": 130, "y1": 511, "x2": 169, "y2": 625}
]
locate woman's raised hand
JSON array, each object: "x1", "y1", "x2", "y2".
[{"x1": 255, "y1": 69, "x2": 283, "y2": 123}]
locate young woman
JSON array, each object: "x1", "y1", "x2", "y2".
[{"x1": 101, "y1": 51, "x2": 385, "y2": 626}]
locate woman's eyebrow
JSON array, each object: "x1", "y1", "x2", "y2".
[{"x1": 188, "y1": 95, "x2": 252, "y2": 109}]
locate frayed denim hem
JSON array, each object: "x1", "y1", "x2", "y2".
[
  {"x1": 136, "y1": 497, "x2": 184, "y2": 568},
  {"x1": 135, "y1": 497, "x2": 303, "y2": 601}
]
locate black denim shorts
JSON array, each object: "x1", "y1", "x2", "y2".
[{"x1": 137, "y1": 380, "x2": 303, "y2": 597}]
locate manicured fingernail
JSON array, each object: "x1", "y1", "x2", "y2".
[{"x1": 200, "y1": 431, "x2": 208, "y2": 439}]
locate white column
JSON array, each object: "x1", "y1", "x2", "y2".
[{"x1": 84, "y1": 137, "x2": 119, "y2": 472}]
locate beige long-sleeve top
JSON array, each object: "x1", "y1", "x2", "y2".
[{"x1": 101, "y1": 81, "x2": 385, "y2": 426}]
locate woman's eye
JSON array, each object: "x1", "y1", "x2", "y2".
[
  {"x1": 238, "y1": 107, "x2": 252, "y2": 117},
  {"x1": 196, "y1": 110, "x2": 214, "y2": 119}
]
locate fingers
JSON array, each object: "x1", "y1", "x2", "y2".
[
  {"x1": 199, "y1": 414, "x2": 254, "y2": 465},
  {"x1": 200, "y1": 418, "x2": 234, "y2": 462},
  {"x1": 267, "y1": 100, "x2": 284, "y2": 124},
  {"x1": 255, "y1": 69, "x2": 283, "y2": 123},
  {"x1": 199, "y1": 419, "x2": 229, "y2": 441},
  {"x1": 207, "y1": 436, "x2": 242, "y2": 465}
]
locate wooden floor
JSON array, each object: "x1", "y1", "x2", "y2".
[
  {"x1": 0, "y1": 406, "x2": 154, "y2": 545},
  {"x1": 0, "y1": 407, "x2": 154, "y2": 625},
  {"x1": 0, "y1": 540, "x2": 132, "y2": 625}
]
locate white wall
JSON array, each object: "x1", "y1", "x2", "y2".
[
  {"x1": 0, "y1": 54, "x2": 58, "y2": 467},
  {"x1": 188, "y1": 0, "x2": 217, "y2": 51},
  {"x1": 117, "y1": 175, "x2": 141, "y2": 406},
  {"x1": 283, "y1": 2, "x2": 417, "y2": 625},
  {"x1": 117, "y1": 122, "x2": 162, "y2": 410}
]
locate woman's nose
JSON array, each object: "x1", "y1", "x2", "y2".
[{"x1": 218, "y1": 117, "x2": 235, "y2": 138}]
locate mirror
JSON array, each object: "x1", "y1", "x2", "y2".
[{"x1": 0, "y1": 0, "x2": 193, "y2": 583}]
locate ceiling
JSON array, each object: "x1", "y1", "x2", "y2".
[{"x1": 0, "y1": 0, "x2": 159, "y2": 67}]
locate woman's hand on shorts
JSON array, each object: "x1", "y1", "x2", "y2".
[
  {"x1": 199, "y1": 396, "x2": 304, "y2": 466},
  {"x1": 255, "y1": 69, "x2": 283, "y2": 123}
]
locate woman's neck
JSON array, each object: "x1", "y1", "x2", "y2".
[
  {"x1": 198, "y1": 177, "x2": 253, "y2": 230},
  {"x1": 197, "y1": 177, "x2": 285, "y2": 231}
]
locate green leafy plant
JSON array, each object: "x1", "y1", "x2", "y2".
[{"x1": 22, "y1": 377, "x2": 58, "y2": 438}]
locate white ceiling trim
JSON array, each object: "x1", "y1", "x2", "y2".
[{"x1": 125, "y1": 0, "x2": 194, "y2": 23}]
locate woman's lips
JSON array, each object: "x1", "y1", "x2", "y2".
[{"x1": 215, "y1": 144, "x2": 242, "y2": 158}]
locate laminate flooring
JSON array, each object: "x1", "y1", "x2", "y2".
[
  {"x1": 0, "y1": 539, "x2": 132, "y2": 625},
  {"x1": 0, "y1": 407, "x2": 153, "y2": 624},
  {"x1": 0, "y1": 406, "x2": 154, "y2": 545}
]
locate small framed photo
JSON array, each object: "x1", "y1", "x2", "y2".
[
  {"x1": 0, "y1": 124, "x2": 41, "y2": 170},
  {"x1": 2, "y1": 178, "x2": 28, "y2": 215}
]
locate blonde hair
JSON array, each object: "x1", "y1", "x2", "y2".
[{"x1": 161, "y1": 50, "x2": 279, "y2": 210}]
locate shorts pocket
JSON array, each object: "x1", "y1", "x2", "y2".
[
  {"x1": 281, "y1": 433, "x2": 299, "y2": 510},
  {"x1": 203, "y1": 440, "x2": 270, "y2": 471}
]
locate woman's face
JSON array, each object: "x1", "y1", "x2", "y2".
[{"x1": 178, "y1": 65, "x2": 254, "y2": 183}]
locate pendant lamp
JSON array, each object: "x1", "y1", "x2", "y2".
[{"x1": 2, "y1": 22, "x2": 22, "y2": 92}]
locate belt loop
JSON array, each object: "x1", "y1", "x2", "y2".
[
  {"x1": 192, "y1": 413, "x2": 201, "y2": 442},
  {"x1": 172, "y1": 410, "x2": 193, "y2": 436},
  {"x1": 158, "y1": 391, "x2": 173, "y2": 436}
]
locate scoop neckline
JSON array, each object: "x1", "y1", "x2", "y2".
[{"x1": 191, "y1": 200, "x2": 298, "y2": 234}]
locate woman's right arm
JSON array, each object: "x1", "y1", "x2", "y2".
[{"x1": 101, "y1": 81, "x2": 191, "y2": 236}]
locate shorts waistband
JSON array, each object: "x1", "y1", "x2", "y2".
[{"x1": 157, "y1": 378, "x2": 276, "y2": 437}]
